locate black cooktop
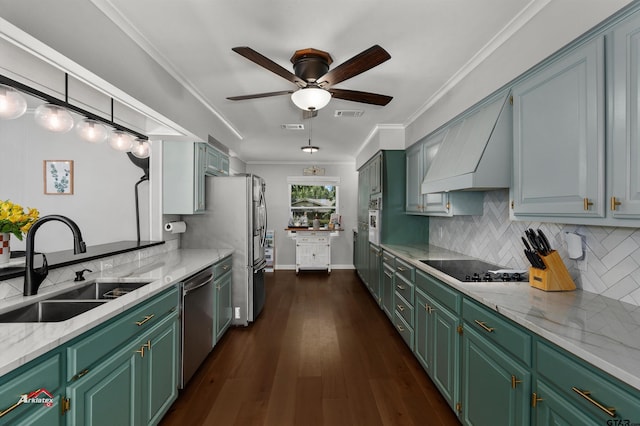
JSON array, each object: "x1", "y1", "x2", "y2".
[{"x1": 420, "y1": 259, "x2": 524, "y2": 282}]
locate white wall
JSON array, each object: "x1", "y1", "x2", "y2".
[
  {"x1": 0, "y1": 111, "x2": 149, "y2": 252},
  {"x1": 246, "y1": 163, "x2": 357, "y2": 269}
]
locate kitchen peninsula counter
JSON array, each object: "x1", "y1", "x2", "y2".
[
  {"x1": 0, "y1": 248, "x2": 233, "y2": 376},
  {"x1": 381, "y1": 243, "x2": 640, "y2": 392}
]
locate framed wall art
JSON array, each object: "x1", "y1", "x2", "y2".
[{"x1": 44, "y1": 160, "x2": 74, "y2": 195}]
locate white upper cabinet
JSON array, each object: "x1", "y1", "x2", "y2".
[
  {"x1": 511, "y1": 36, "x2": 605, "y2": 218},
  {"x1": 610, "y1": 10, "x2": 640, "y2": 219}
]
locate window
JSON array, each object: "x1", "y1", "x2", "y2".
[{"x1": 288, "y1": 176, "x2": 340, "y2": 227}]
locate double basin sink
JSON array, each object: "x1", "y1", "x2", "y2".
[{"x1": 0, "y1": 281, "x2": 153, "y2": 323}]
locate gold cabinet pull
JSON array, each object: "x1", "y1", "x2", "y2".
[
  {"x1": 397, "y1": 266, "x2": 407, "y2": 272},
  {"x1": 531, "y1": 392, "x2": 544, "y2": 408},
  {"x1": 135, "y1": 347, "x2": 145, "y2": 358},
  {"x1": 583, "y1": 198, "x2": 593, "y2": 211},
  {"x1": 222, "y1": 265, "x2": 230, "y2": 270},
  {"x1": 446, "y1": 202, "x2": 451, "y2": 210},
  {"x1": 143, "y1": 340, "x2": 151, "y2": 351},
  {"x1": 135, "y1": 314, "x2": 154, "y2": 326},
  {"x1": 571, "y1": 387, "x2": 616, "y2": 417},
  {"x1": 474, "y1": 320, "x2": 494, "y2": 333},
  {"x1": 0, "y1": 398, "x2": 24, "y2": 418},
  {"x1": 511, "y1": 375, "x2": 522, "y2": 389},
  {"x1": 396, "y1": 284, "x2": 406, "y2": 290},
  {"x1": 397, "y1": 304, "x2": 405, "y2": 312},
  {"x1": 611, "y1": 197, "x2": 622, "y2": 211},
  {"x1": 396, "y1": 324, "x2": 405, "y2": 332}
]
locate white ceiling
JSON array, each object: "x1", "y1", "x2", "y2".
[{"x1": 1, "y1": 1, "x2": 635, "y2": 163}]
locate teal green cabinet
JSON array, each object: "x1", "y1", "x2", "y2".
[
  {"x1": 534, "y1": 341, "x2": 640, "y2": 424},
  {"x1": 369, "y1": 153, "x2": 382, "y2": 194},
  {"x1": 205, "y1": 145, "x2": 230, "y2": 176},
  {"x1": 215, "y1": 269, "x2": 233, "y2": 342},
  {"x1": 414, "y1": 271, "x2": 461, "y2": 411},
  {"x1": 381, "y1": 251, "x2": 395, "y2": 320},
  {"x1": 368, "y1": 243, "x2": 382, "y2": 305},
  {"x1": 0, "y1": 352, "x2": 63, "y2": 425},
  {"x1": 511, "y1": 36, "x2": 605, "y2": 218},
  {"x1": 533, "y1": 380, "x2": 599, "y2": 426},
  {"x1": 393, "y1": 258, "x2": 415, "y2": 351},
  {"x1": 460, "y1": 324, "x2": 531, "y2": 425}
]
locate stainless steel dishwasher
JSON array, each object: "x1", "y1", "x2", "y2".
[{"x1": 179, "y1": 266, "x2": 214, "y2": 388}]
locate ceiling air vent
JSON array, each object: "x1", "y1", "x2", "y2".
[
  {"x1": 280, "y1": 124, "x2": 305, "y2": 130},
  {"x1": 334, "y1": 110, "x2": 364, "y2": 118}
]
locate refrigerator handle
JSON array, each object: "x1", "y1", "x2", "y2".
[{"x1": 259, "y1": 190, "x2": 267, "y2": 247}]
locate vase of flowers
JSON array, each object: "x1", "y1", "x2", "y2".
[{"x1": 0, "y1": 200, "x2": 39, "y2": 264}]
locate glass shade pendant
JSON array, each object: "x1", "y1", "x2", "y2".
[
  {"x1": 291, "y1": 88, "x2": 331, "y2": 111},
  {"x1": 0, "y1": 84, "x2": 28, "y2": 120},
  {"x1": 76, "y1": 119, "x2": 108, "y2": 144},
  {"x1": 34, "y1": 103, "x2": 74, "y2": 133},
  {"x1": 131, "y1": 138, "x2": 151, "y2": 159},
  {"x1": 109, "y1": 130, "x2": 133, "y2": 151}
]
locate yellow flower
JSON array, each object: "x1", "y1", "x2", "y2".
[{"x1": 0, "y1": 199, "x2": 39, "y2": 241}]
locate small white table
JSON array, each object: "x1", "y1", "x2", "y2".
[{"x1": 286, "y1": 228, "x2": 343, "y2": 274}]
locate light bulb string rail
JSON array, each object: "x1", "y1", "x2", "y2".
[{"x1": 0, "y1": 73, "x2": 147, "y2": 141}]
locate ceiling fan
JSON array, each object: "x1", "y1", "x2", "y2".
[{"x1": 227, "y1": 45, "x2": 393, "y2": 111}]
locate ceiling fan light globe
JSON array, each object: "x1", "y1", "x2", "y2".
[{"x1": 291, "y1": 88, "x2": 331, "y2": 111}]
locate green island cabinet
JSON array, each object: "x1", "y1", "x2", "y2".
[{"x1": 163, "y1": 141, "x2": 230, "y2": 215}]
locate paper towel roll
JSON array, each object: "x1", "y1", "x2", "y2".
[{"x1": 164, "y1": 221, "x2": 187, "y2": 234}]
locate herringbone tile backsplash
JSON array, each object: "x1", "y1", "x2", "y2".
[{"x1": 429, "y1": 189, "x2": 640, "y2": 306}]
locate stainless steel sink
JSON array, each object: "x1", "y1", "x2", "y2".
[
  {"x1": 0, "y1": 280, "x2": 153, "y2": 323},
  {"x1": 49, "y1": 281, "x2": 154, "y2": 301},
  {"x1": 0, "y1": 300, "x2": 107, "y2": 323}
]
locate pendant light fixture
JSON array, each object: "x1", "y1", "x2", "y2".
[
  {"x1": 109, "y1": 130, "x2": 134, "y2": 151},
  {"x1": 130, "y1": 138, "x2": 151, "y2": 159},
  {"x1": 0, "y1": 84, "x2": 28, "y2": 119},
  {"x1": 301, "y1": 111, "x2": 319, "y2": 153},
  {"x1": 34, "y1": 103, "x2": 74, "y2": 133},
  {"x1": 76, "y1": 118, "x2": 108, "y2": 144},
  {"x1": 291, "y1": 87, "x2": 331, "y2": 111}
]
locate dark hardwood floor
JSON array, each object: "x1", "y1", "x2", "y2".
[{"x1": 160, "y1": 270, "x2": 461, "y2": 426}]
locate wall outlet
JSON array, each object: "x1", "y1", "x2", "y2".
[
  {"x1": 234, "y1": 307, "x2": 241, "y2": 319},
  {"x1": 577, "y1": 251, "x2": 588, "y2": 272}
]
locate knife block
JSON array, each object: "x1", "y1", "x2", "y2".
[{"x1": 529, "y1": 250, "x2": 576, "y2": 291}]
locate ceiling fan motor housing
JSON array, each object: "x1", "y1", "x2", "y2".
[{"x1": 291, "y1": 48, "x2": 333, "y2": 83}]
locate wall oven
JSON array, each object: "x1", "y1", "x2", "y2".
[{"x1": 368, "y1": 195, "x2": 382, "y2": 245}]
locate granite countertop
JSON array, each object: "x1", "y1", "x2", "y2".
[
  {"x1": 0, "y1": 248, "x2": 233, "y2": 376},
  {"x1": 382, "y1": 243, "x2": 640, "y2": 391}
]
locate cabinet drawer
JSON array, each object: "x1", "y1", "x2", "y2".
[
  {"x1": 394, "y1": 312, "x2": 414, "y2": 350},
  {"x1": 462, "y1": 298, "x2": 531, "y2": 366},
  {"x1": 213, "y1": 256, "x2": 232, "y2": 278},
  {"x1": 0, "y1": 353, "x2": 61, "y2": 423},
  {"x1": 537, "y1": 342, "x2": 640, "y2": 422},
  {"x1": 394, "y1": 273, "x2": 414, "y2": 305},
  {"x1": 66, "y1": 286, "x2": 179, "y2": 381},
  {"x1": 416, "y1": 270, "x2": 460, "y2": 313},
  {"x1": 382, "y1": 251, "x2": 395, "y2": 268},
  {"x1": 395, "y1": 258, "x2": 415, "y2": 282},
  {"x1": 297, "y1": 236, "x2": 328, "y2": 243},
  {"x1": 394, "y1": 292, "x2": 414, "y2": 327}
]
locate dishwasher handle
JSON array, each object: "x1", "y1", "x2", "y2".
[{"x1": 183, "y1": 273, "x2": 214, "y2": 295}]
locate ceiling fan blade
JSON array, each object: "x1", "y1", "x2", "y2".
[
  {"x1": 329, "y1": 88, "x2": 392, "y2": 106},
  {"x1": 232, "y1": 47, "x2": 306, "y2": 86},
  {"x1": 227, "y1": 90, "x2": 294, "y2": 101},
  {"x1": 318, "y1": 45, "x2": 391, "y2": 88}
]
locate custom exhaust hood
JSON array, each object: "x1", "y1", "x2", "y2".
[{"x1": 421, "y1": 91, "x2": 512, "y2": 194}]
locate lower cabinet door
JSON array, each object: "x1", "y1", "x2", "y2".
[
  {"x1": 533, "y1": 380, "x2": 599, "y2": 426},
  {"x1": 143, "y1": 318, "x2": 179, "y2": 425},
  {"x1": 66, "y1": 341, "x2": 141, "y2": 426},
  {"x1": 382, "y1": 265, "x2": 394, "y2": 320},
  {"x1": 215, "y1": 271, "x2": 233, "y2": 342},
  {"x1": 461, "y1": 326, "x2": 531, "y2": 426},
  {"x1": 414, "y1": 289, "x2": 432, "y2": 373}
]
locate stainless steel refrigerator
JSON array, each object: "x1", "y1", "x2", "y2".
[{"x1": 182, "y1": 174, "x2": 267, "y2": 325}]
